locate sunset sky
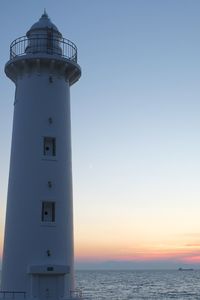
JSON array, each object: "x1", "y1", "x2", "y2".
[{"x1": 1, "y1": 0, "x2": 200, "y2": 269}]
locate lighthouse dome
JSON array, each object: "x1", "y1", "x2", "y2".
[
  {"x1": 27, "y1": 11, "x2": 62, "y2": 37},
  {"x1": 25, "y1": 11, "x2": 62, "y2": 55}
]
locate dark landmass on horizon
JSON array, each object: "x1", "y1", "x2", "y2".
[{"x1": 75, "y1": 260, "x2": 200, "y2": 270}]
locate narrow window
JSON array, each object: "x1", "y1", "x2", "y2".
[
  {"x1": 41, "y1": 202, "x2": 55, "y2": 222},
  {"x1": 47, "y1": 29, "x2": 53, "y2": 51},
  {"x1": 43, "y1": 137, "x2": 56, "y2": 157}
]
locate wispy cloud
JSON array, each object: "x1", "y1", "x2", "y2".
[{"x1": 185, "y1": 243, "x2": 200, "y2": 247}]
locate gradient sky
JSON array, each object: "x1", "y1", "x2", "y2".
[{"x1": 1, "y1": 0, "x2": 200, "y2": 269}]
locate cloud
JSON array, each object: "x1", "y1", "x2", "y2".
[{"x1": 185, "y1": 243, "x2": 200, "y2": 247}]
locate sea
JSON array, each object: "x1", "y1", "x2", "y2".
[{"x1": 75, "y1": 270, "x2": 200, "y2": 299}]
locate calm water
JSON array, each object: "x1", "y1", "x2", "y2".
[{"x1": 76, "y1": 270, "x2": 200, "y2": 299}]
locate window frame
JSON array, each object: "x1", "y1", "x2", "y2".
[
  {"x1": 43, "y1": 136, "x2": 56, "y2": 157},
  {"x1": 41, "y1": 201, "x2": 56, "y2": 223}
]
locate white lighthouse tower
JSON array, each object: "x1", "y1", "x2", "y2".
[{"x1": 1, "y1": 12, "x2": 82, "y2": 300}]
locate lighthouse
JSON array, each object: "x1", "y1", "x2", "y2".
[{"x1": 1, "y1": 12, "x2": 82, "y2": 300}]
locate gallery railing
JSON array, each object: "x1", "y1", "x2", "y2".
[{"x1": 9, "y1": 35, "x2": 77, "y2": 62}]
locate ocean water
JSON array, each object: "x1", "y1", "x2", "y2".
[{"x1": 76, "y1": 270, "x2": 200, "y2": 299}]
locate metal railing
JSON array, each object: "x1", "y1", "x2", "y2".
[
  {"x1": 70, "y1": 289, "x2": 83, "y2": 298},
  {"x1": 0, "y1": 290, "x2": 82, "y2": 299},
  {"x1": 0, "y1": 291, "x2": 26, "y2": 299},
  {"x1": 9, "y1": 35, "x2": 77, "y2": 62}
]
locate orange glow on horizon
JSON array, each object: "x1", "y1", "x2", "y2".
[
  {"x1": 0, "y1": 235, "x2": 200, "y2": 265},
  {"x1": 74, "y1": 241, "x2": 200, "y2": 264}
]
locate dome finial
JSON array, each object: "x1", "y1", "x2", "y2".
[
  {"x1": 26, "y1": 10, "x2": 62, "y2": 37},
  {"x1": 42, "y1": 8, "x2": 49, "y2": 19}
]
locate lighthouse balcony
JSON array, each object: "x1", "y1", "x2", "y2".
[
  {"x1": 5, "y1": 34, "x2": 81, "y2": 85},
  {"x1": 9, "y1": 35, "x2": 77, "y2": 62}
]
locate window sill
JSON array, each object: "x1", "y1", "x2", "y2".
[
  {"x1": 40, "y1": 222, "x2": 56, "y2": 227},
  {"x1": 42, "y1": 157, "x2": 57, "y2": 162}
]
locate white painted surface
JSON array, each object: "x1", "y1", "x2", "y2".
[{"x1": 1, "y1": 13, "x2": 81, "y2": 300}]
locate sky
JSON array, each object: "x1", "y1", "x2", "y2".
[{"x1": 1, "y1": 0, "x2": 200, "y2": 269}]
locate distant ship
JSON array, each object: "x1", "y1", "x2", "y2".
[{"x1": 178, "y1": 267, "x2": 194, "y2": 271}]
